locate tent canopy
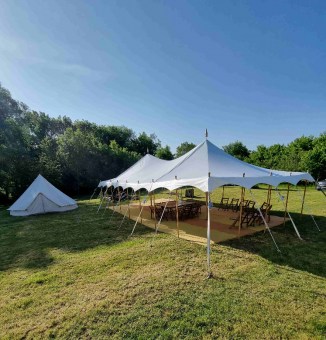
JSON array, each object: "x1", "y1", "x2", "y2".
[
  {"x1": 8, "y1": 174, "x2": 78, "y2": 216},
  {"x1": 99, "y1": 139, "x2": 314, "y2": 193}
]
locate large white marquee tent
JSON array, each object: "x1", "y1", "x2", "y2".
[
  {"x1": 8, "y1": 174, "x2": 78, "y2": 216},
  {"x1": 99, "y1": 139, "x2": 314, "y2": 192},
  {"x1": 97, "y1": 139, "x2": 315, "y2": 276}
]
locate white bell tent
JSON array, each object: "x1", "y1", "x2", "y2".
[
  {"x1": 97, "y1": 138, "x2": 315, "y2": 276},
  {"x1": 8, "y1": 174, "x2": 78, "y2": 216}
]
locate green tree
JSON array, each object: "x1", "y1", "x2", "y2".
[
  {"x1": 155, "y1": 145, "x2": 173, "y2": 160},
  {"x1": 302, "y1": 132, "x2": 326, "y2": 179},
  {"x1": 130, "y1": 132, "x2": 161, "y2": 155},
  {"x1": 223, "y1": 141, "x2": 250, "y2": 161},
  {"x1": 175, "y1": 142, "x2": 196, "y2": 158}
]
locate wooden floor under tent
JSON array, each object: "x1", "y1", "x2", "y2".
[{"x1": 108, "y1": 199, "x2": 287, "y2": 244}]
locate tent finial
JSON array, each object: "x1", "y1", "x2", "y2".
[{"x1": 205, "y1": 129, "x2": 208, "y2": 139}]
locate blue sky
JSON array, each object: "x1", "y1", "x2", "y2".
[{"x1": 0, "y1": 0, "x2": 325, "y2": 152}]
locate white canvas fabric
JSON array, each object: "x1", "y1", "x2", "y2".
[
  {"x1": 99, "y1": 139, "x2": 315, "y2": 193},
  {"x1": 8, "y1": 175, "x2": 78, "y2": 216}
]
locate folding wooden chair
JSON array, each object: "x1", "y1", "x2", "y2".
[{"x1": 217, "y1": 197, "x2": 229, "y2": 210}]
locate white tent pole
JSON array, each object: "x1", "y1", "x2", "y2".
[
  {"x1": 275, "y1": 188, "x2": 303, "y2": 240},
  {"x1": 206, "y1": 192, "x2": 212, "y2": 278},
  {"x1": 249, "y1": 190, "x2": 281, "y2": 253}
]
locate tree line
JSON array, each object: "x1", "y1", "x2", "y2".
[{"x1": 1, "y1": 82, "x2": 325, "y2": 203}]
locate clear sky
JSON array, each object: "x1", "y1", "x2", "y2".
[{"x1": 1, "y1": 0, "x2": 325, "y2": 152}]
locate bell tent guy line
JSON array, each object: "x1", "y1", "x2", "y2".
[{"x1": 95, "y1": 138, "x2": 315, "y2": 277}]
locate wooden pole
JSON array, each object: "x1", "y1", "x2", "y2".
[
  {"x1": 127, "y1": 187, "x2": 130, "y2": 219},
  {"x1": 222, "y1": 185, "x2": 225, "y2": 199},
  {"x1": 238, "y1": 173, "x2": 246, "y2": 234},
  {"x1": 238, "y1": 187, "x2": 245, "y2": 235},
  {"x1": 300, "y1": 181, "x2": 307, "y2": 217},
  {"x1": 267, "y1": 186, "x2": 271, "y2": 205},
  {"x1": 153, "y1": 189, "x2": 156, "y2": 230},
  {"x1": 118, "y1": 186, "x2": 122, "y2": 212},
  {"x1": 176, "y1": 189, "x2": 179, "y2": 238},
  {"x1": 283, "y1": 184, "x2": 290, "y2": 226},
  {"x1": 139, "y1": 190, "x2": 142, "y2": 224}
]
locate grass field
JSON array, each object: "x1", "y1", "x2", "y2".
[{"x1": 0, "y1": 186, "x2": 325, "y2": 339}]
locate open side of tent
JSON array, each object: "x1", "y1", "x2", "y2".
[{"x1": 8, "y1": 174, "x2": 78, "y2": 216}]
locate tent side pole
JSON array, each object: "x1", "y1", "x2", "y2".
[
  {"x1": 283, "y1": 183, "x2": 290, "y2": 226},
  {"x1": 222, "y1": 186, "x2": 225, "y2": 199},
  {"x1": 205, "y1": 192, "x2": 208, "y2": 220},
  {"x1": 176, "y1": 189, "x2": 179, "y2": 238},
  {"x1": 127, "y1": 188, "x2": 131, "y2": 219},
  {"x1": 300, "y1": 181, "x2": 307, "y2": 217},
  {"x1": 153, "y1": 189, "x2": 157, "y2": 230},
  {"x1": 206, "y1": 192, "x2": 212, "y2": 278},
  {"x1": 118, "y1": 186, "x2": 121, "y2": 213},
  {"x1": 239, "y1": 187, "x2": 245, "y2": 234},
  {"x1": 139, "y1": 190, "x2": 143, "y2": 224}
]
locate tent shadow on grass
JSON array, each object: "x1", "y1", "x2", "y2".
[
  {"x1": 0, "y1": 202, "x2": 325, "y2": 279},
  {"x1": 0, "y1": 201, "x2": 151, "y2": 271},
  {"x1": 221, "y1": 211, "x2": 326, "y2": 278}
]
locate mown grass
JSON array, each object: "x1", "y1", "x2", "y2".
[{"x1": 0, "y1": 186, "x2": 325, "y2": 339}]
